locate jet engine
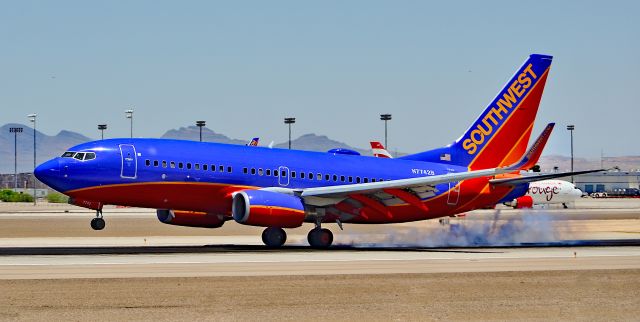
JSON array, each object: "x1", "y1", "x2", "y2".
[
  {"x1": 506, "y1": 196, "x2": 534, "y2": 209},
  {"x1": 232, "y1": 190, "x2": 306, "y2": 228},
  {"x1": 156, "y1": 209, "x2": 225, "y2": 228}
]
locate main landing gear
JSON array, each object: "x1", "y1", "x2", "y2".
[
  {"x1": 262, "y1": 227, "x2": 287, "y2": 248},
  {"x1": 260, "y1": 225, "x2": 335, "y2": 249},
  {"x1": 307, "y1": 228, "x2": 333, "y2": 249},
  {"x1": 90, "y1": 209, "x2": 105, "y2": 231}
]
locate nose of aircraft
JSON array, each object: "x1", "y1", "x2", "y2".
[
  {"x1": 34, "y1": 158, "x2": 60, "y2": 187},
  {"x1": 573, "y1": 188, "x2": 583, "y2": 197}
]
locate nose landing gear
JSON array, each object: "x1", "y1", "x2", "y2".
[{"x1": 90, "y1": 209, "x2": 105, "y2": 230}]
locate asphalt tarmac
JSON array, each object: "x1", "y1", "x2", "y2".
[{"x1": 1, "y1": 199, "x2": 639, "y2": 320}]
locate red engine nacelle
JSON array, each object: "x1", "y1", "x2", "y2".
[
  {"x1": 510, "y1": 196, "x2": 534, "y2": 209},
  {"x1": 232, "y1": 190, "x2": 306, "y2": 228},
  {"x1": 156, "y1": 209, "x2": 225, "y2": 228}
]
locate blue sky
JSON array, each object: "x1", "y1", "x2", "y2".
[{"x1": 1, "y1": 0, "x2": 638, "y2": 157}]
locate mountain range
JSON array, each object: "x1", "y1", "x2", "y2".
[{"x1": 1, "y1": 123, "x2": 638, "y2": 174}]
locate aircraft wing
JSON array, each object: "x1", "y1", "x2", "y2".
[
  {"x1": 490, "y1": 169, "x2": 605, "y2": 187},
  {"x1": 254, "y1": 167, "x2": 513, "y2": 207},
  {"x1": 299, "y1": 167, "x2": 506, "y2": 199}
]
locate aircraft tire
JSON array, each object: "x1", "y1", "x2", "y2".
[
  {"x1": 91, "y1": 217, "x2": 105, "y2": 230},
  {"x1": 307, "y1": 228, "x2": 333, "y2": 249},
  {"x1": 262, "y1": 227, "x2": 286, "y2": 248}
]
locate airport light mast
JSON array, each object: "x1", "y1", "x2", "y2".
[
  {"x1": 125, "y1": 109, "x2": 134, "y2": 138},
  {"x1": 284, "y1": 117, "x2": 296, "y2": 149},
  {"x1": 28, "y1": 114, "x2": 37, "y2": 204},
  {"x1": 380, "y1": 114, "x2": 392, "y2": 149},
  {"x1": 9, "y1": 127, "x2": 23, "y2": 190},
  {"x1": 196, "y1": 120, "x2": 206, "y2": 142},
  {"x1": 98, "y1": 124, "x2": 107, "y2": 140},
  {"x1": 567, "y1": 124, "x2": 575, "y2": 183}
]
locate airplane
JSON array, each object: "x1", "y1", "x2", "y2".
[
  {"x1": 504, "y1": 179, "x2": 583, "y2": 209},
  {"x1": 247, "y1": 137, "x2": 260, "y2": 146},
  {"x1": 35, "y1": 54, "x2": 601, "y2": 248},
  {"x1": 370, "y1": 141, "x2": 392, "y2": 158},
  {"x1": 369, "y1": 142, "x2": 584, "y2": 209}
]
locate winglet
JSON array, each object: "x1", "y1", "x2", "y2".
[{"x1": 507, "y1": 123, "x2": 555, "y2": 171}]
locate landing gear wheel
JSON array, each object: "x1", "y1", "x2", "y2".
[
  {"x1": 90, "y1": 217, "x2": 105, "y2": 230},
  {"x1": 262, "y1": 227, "x2": 287, "y2": 248},
  {"x1": 307, "y1": 228, "x2": 333, "y2": 248}
]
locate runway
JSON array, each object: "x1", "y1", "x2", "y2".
[
  {"x1": 1, "y1": 200, "x2": 640, "y2": 320},
  {"x1": 2, "y1": 245, "x2": 640, "y2": 279}
]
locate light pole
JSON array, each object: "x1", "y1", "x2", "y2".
[
  {"x1": 196, "y1": 121, "x2": 206, "y2": 142},
  {"x1": 9, "y1": 127, "x2": 23, "y2": 190},
  {"x1": 125, "y1": 109, "x2": 134, "y2": 138},
  {"x1": 380, "y1": 114, "x2": 392, "y2": 149},
  {"x1": 28, "y1": 114, "x2": 37, "y2": 204},
  {"x1": 98, "y1": 124, "x2": 107, "y2": 140},
  {"x1": 284, "y1": 117, "x2": 296, "y2": 149},
  {"x1": 567, "y1": 125, "x2": 575, "y2": 183}
]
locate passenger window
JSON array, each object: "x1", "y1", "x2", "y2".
[
  {"x1": 170, "y1": 161, "x2": 176, "y2": 169},
  {"x1": 317, "y1": 173, "x2": 322, "y2": 180},
  {"x1": 178, "y1": 162, "x2": 184, "y2": 169},
  {"x1": 74, "y1": 153, "x2": 85, "y2": 160},
  {"x1": 258, "y1": 168, "x2": 263, "y2": 176},
  {"x1": 186, "y1": 163, "x2": 192, "y2": 170},
  {"x1": 308, "y1": 172, "x2": 313, "y2": 180},
  {"x1": 291, "y1": 171, "x2": 296, "y2": 178},
  {"x1": 84, "y1": 153, "x2": 96, "y2": 160},
  {"x1": 203, "y1": 164, "x2": 208, "y2": 171},
  {"x1": 282, "y1": 170, "x2": 288, "y2": 177},
  {"x1": 145, "y1": 159, "x2": 150, "y2": 166},
  {"x1": 274, "y1": 170, "x2": 279, "y2": 177},
  {"x1": 266, "y1": 169, "x2": 271, "y2": 176},
  {"x1": 356, "y1": 177, "x2": 361, "y2": 183},
  {"x1": 227, "y1": 166, "x2": 232, "y2": 173},
  {"x1": 243, "y1": 167, "x2": 248, "y2": 174},
  {"x1": 211, "y1": 164, "x2": 216, "y2": 172},
  {"x1": 219, "y1": 165, "x2": 224, "y2": 172},
  {"x1": 364, "y1": 178, "x2": 369, "y2": 183},
  {"x1": 333, "y1": 174, "x2": 338, "y2": 182},
  {"x1": 195, "y1": 163, "x2": 200, "y2": 170},
  {"x1": 162, "y1": 161, "x2": 167, "y2": 168},
  {"x1": 251, "y1": 168, "x2": 256, "y2": 175},
  {"x1": 348, "y1": 176, "x2": 353, "y2": 183},
  {"x1": 154, "y1": 160, "x2": 159, "y2": 167},
  {"x1": 371, "y1": 178, "x2": 376, "y2": 182},
  {"x1": 325, "y1": 174, "x2": 330, "y2": 181},
  {"x1": 340, "y1": 175, "x2": 345, "y2": 182}
]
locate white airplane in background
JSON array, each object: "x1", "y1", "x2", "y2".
[
  {"x1": 369, "y1": 141, "x2": 583, "y2": 209},
  {"x1": 504, "y1": 179, "x2": 583, "y2": 209}
]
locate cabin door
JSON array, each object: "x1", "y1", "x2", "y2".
[
  {"x1": 447, "y1": 182, "x2": 461, "y2": 206},
  {"x1": 119, "y1": 144, "x2": 138, "y2": 179}
]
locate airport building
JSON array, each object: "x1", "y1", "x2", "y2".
[{"x1": 574, "y1": 171, "x2": 640, "y2": 194}]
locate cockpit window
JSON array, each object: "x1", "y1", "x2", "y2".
[
  {"x1": 84, "y1": 152, "x2": 96, "y2": 160},
  {"x1": 61, "y1": 151, "x2": 75, "y2": 158},
  {"x1": 73, "y1": 153, "x2": 85, "y2": 160}
]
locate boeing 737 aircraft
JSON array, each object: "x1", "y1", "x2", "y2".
[{"x1": 35, "y1": 54, "x2": 598, "y2": 248}]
